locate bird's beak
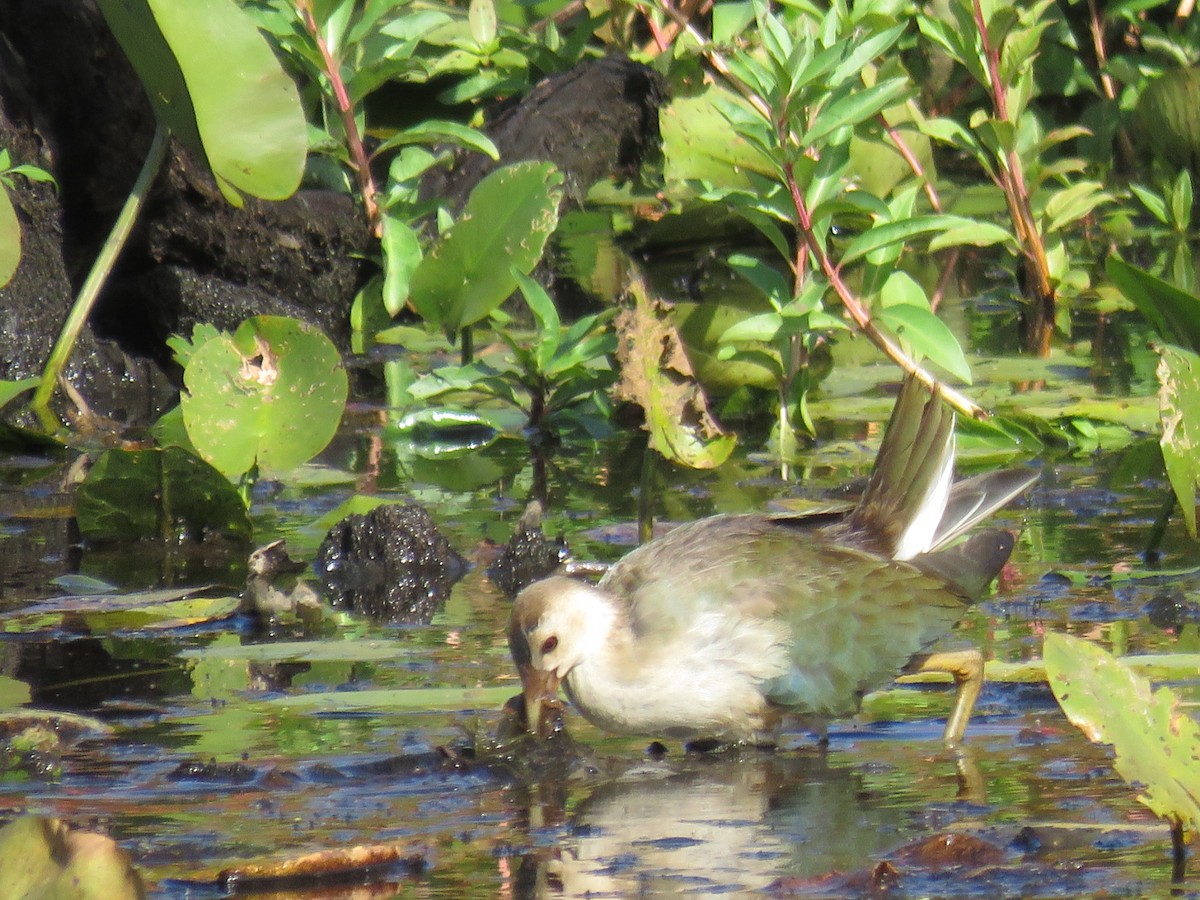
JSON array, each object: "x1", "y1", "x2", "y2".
[{"x1": 519, "y1": 664, "x2": 561, "y2": 736}]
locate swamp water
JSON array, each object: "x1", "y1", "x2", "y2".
[{"x1": 3, "y1": 333, "x2": 1200, "y2": 897}]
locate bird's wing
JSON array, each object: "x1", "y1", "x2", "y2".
[{"x1": 599, "y1": 515, "x2": 971, "y2": 717}]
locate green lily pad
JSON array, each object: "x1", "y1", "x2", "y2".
[
  {"x1": 75, "y1": 447, "x2": 251, "y2": 542},
  {"x1": 180, "y1": 316, "x2": 347, "y2": 478}
]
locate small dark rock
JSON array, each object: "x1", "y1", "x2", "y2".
[
  {"x1": 168, "y1": 758, "x2": 256, "y2": 784},
  {"x1": 487, "y1": 502, "x2": 569, "y2": 598},
  {"x1": 316, "y1": 503, "x2": 466, "y2": 623},
  {"x1": 422, "y1": 55, "x2": 667, "y2": 212}
]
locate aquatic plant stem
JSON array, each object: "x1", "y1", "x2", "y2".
[
  {"x1": 663, "y1": 4, "x2": 984, "y2": 419},
  {"x1": 297, "y1": 0, "x2": 381, "y2": 238},
  {"x1": 31, "y1": 123, "x2": 170, "y2": 431},
  {"x1": 784, "y1": 163, "x2": 985, "y2": 419},
  {"x1": 971, "y1": 0, "x2": 1055, "y2": 357}
]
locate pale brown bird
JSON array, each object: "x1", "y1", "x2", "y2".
[{"x1": 509, "y1": 375, "x2": 1035, "y2": 747}]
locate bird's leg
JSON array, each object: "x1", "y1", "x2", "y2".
[{"x1": 903, "y1": 647, "x2": 984, "y2": 747}]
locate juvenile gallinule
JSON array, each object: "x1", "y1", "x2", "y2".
[{"x1": 509, "y1": 375, "x2": 1035, "y2": 747}]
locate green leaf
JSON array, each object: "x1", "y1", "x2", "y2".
[
  {"x1": 373, "y1": 119, "x2": 499, "y2": 160},
  {"x1": 802, "y1": 77, "x2": 910, "y2": 147},
  {"x1": 1158, "y1": 345, "x2": 1200, "y2": 536},
  {"x1": 512, "y1": 268, "x2": 560, "y2": 372},
  {"x1": 98, "y1": 0, "x2": 306, "y2": 205},
  {"x1": 841, "y1": 215, "x2": 976, "y2": 266},
  {"x1": 1044, "y1": 633, "x2": 1200, "y2": 838},
  {"x1": 719, "y1": 311, "x2": 785, "y2": 344},
  {"x1": 0, "y1": 180, "x2": 19, "y2": 288},
  {"x1": 726, "y1": 254, "x2": 791, "y2": 307},
  {"x1": 1129, "y1": 183, "x2": 1168, "y2": 224},
  {"x1": 0, "y1": 377, "x2": 38, "y2": 410},
  {"x1": 877, "y1": 303, "x2": 972, "y2": 383},
  {"x1": 1107, "y1": 255, "x2": 1200, "y2": 352},
  {"x1": 1041, "y1": 181, "x2": 1112, "y2": 235},
  {"x1": 380, "y1": 215, "x2": 422, "y2": 317},
  {"x1": 409, "y1": 162, "x2": 563, "y2": 334},
  {"x1": 1171, "y1": 170, "x2": 1194, "y2": 229},
  {"x1": 75, "y1": 447, "x2": 252, "y2": 541},
  {"x1": 180, "y1": 316, "x2": 348, "y2": 478},
  {"x1": 927, "y1": 219, "x2": 1015, "y2": 252},
  {"x1": 468, "y1": 0, "x2": 497, "y2": 45}
]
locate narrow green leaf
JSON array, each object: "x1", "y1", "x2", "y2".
[
  {"x1": 374, "y1": 120, "x2": 499, "y2": 160},
  {"x1": 512, "y1": 268, "x2": 560, "y2": 372},
  {"x1": 1107, "y1": 255, "x2": 1200, "y2": 352},
  {"x1": 0, "y1": 181, "x2": 19, "y2": 288},
  {"x1": 0, "y1": 377, "x2": 39, "y2": 410},
  {"x1": 726, "y1": 254, "x2": 791, "y2": 307},
  {"x1": 1042, "y1": 181, "x2": 1112, "y2": 235},
  {"x1": 803, "y1": 78, "x2": 910, "y2": 147},
  {"x1": 719, "y1": 311, "x2": 785, "y2": 344},
  {"x1": 878, "y1": 304, "x2": 972, "y2": 383},
  {"x1": 840, "y1": 215, "x2": 964, "y2": 266},
  {"x1": 381, "y1": 215, "x2": 422, "y2": 317},
  {"x1": 927, "y1": 220, "x2": 1015, "y2": 252},
  {"x1": 1130, "y1": 184, "x2": 1169, "y2": 225}
]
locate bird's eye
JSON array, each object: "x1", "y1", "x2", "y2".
[{"x1": 540, "y1": 635, "x2": 558, "y2": 655}]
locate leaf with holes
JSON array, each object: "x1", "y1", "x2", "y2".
[
  {"x1": 1044, "y1": 632, "x2": 1200, "y2": 839},
  {"x1": 179, "y1": 316, "x2": 347, "y2": 478},
  {"x1": 408, "y1": 162, "x2": 563, "y2": 335},
  {"x1": 1158, "y1": 344, "x2": 1200, "y2": 536}
]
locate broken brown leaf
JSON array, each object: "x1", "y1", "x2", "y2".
[{"x1": 613, "y1": 274, "x2": 735, "y2": 469}]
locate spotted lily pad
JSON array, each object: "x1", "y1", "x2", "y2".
[{"x1": 179, "y1": 316, "x2": 347, "y2": 479}]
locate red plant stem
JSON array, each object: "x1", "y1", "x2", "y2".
[
  {"x1": 296, "y1": 0, "x2": 382, "y2": 237},
  {"x1": 879, "y1": 110, "x2": 961, "y2": 310},
  {"x1": 1085, "y1": 0, "x2": 1136, "y2": 168},
  {"x1": 785, "y1": 160, "x2": 984, "y2": 418},
  {"x1": 971, "y1": 0, "x2": 1054, "y2": 355},
  {"x1": 882, "y1": 111, "x2": 942, "y2": 213},
  {"x1": 661, "y1": 0, "x2": 985, "y2": 414}
]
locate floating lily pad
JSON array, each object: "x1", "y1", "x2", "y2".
[{"x1": 179, "y1": 316, "x2": 348, "y2": 479}]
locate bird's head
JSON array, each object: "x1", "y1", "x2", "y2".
[{"x1": 508, "y1": 575, "x2": 615, "y2": 736}]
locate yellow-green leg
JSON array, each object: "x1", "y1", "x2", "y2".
[{"x1": 905, "y1": 647, "x2": 984, "y2": 747}]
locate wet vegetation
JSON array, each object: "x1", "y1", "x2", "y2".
[{"x1": 3, "y1": 0, "x2": 1200, "y2": 895}]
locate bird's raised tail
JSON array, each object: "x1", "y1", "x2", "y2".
[{"x1": 834, "y1": 374, "x2": 1036, "y2": 563}]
